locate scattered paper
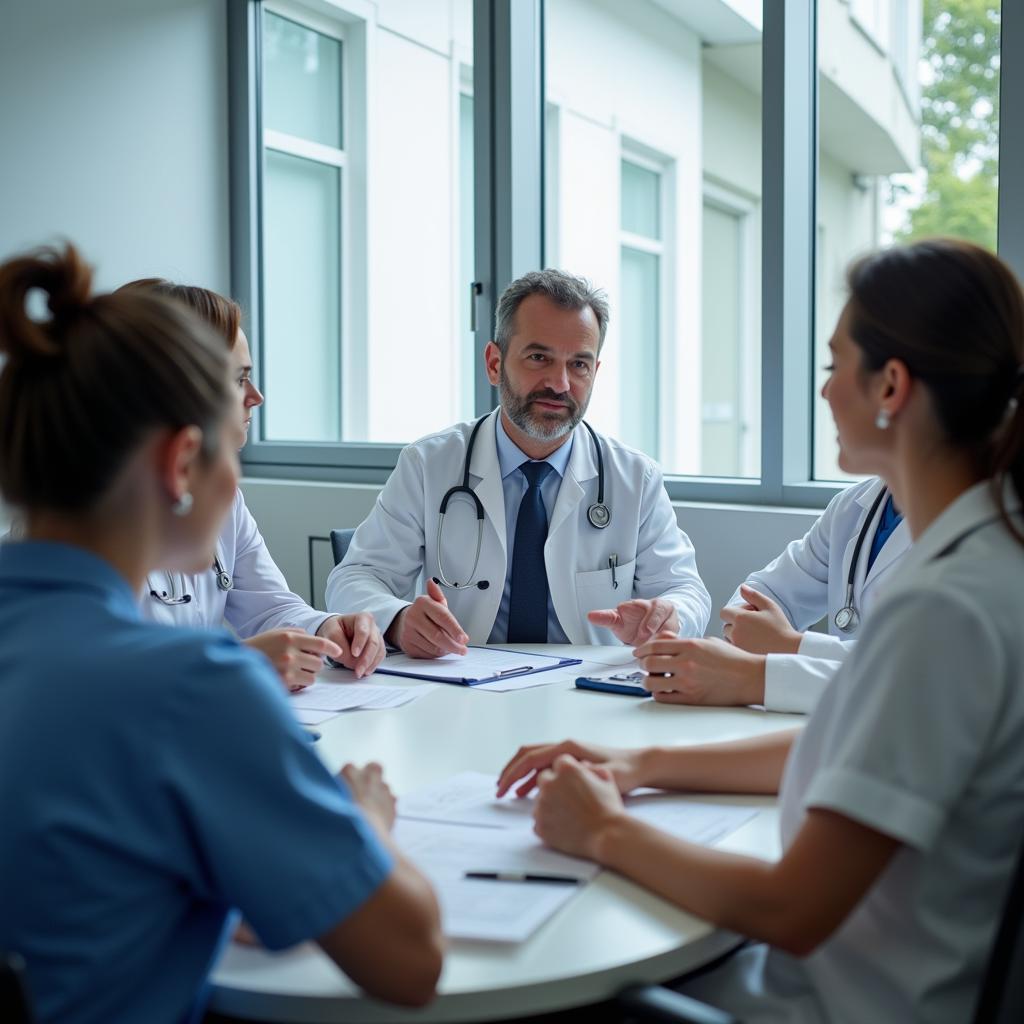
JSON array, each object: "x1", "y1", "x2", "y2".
[
  {"x1": 291, "y1": 707, "x2": 337, "y2": 725},
  {"x1": 289, "y1": 682, "x2": 433, "y2": 712}
]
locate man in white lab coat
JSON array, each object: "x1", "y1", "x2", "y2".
[{"x1": 325, "y1": 270, "x2": 711, "y2": 656}]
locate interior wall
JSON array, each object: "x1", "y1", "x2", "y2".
[{"x1": 0, "y1": 0, "x2": 229, "y2": 292}]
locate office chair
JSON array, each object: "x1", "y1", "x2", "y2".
[
  {"x1": 972, "y1": 824, "x2": 1024, "y2": 1023},
  {"x1": 616, "y1": 820, "x2": 1024, "y2": 1024},
  {"x1": 0, "y1": 952, "x2": 36, "y2": 1024},
  {"x1": 330, "y1": 528, "x2": 356, "y2": 567}
]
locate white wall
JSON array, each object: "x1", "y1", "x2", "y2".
[{"x1": 0, "y1": 0, "x2": 230, "y2": 292}]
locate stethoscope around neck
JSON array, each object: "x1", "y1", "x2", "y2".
[
  {"x1": 148, "y1": 554, "x2": 233, "y2": 606},
  {"x1": 433, "y1": 415, "x2": 611, "y2": 591},
  {"x1": 833, "y1": 486, "x2": 889, "y2": 633}
]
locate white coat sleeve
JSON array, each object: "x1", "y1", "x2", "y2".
[
  {"x1": 724, "y1": 500, "x2": 837, "y2": 630},
  {"x1": 633, "y1": 463, "x2": 712, "y2": 638},
  {"x1": 798, "y1": 631, "x2": 854, "y2": 662},
  {"x1": 325, "y1": 444, "x2": 427, "y2": 635},
  {"x1": 763, "y1": 654, "x2": 843, "y2": 714},
  {"x1": 224, "y1": 496, "x2": 331, "y2": 638}
]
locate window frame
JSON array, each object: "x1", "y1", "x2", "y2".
[{"x1": 229, "y1": 0, "x2": 1024, "y2": 507}]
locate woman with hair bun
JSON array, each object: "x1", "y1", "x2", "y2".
[
  {"x1": 119, "y1": 278, "x2": 385, "y2": 690},
  {"x1": 0, "y1": 245, "x2": 442, "y2": 1023},
  {"x1": 497, "y1": 237, "x2": 1024, "y2": 1023}
]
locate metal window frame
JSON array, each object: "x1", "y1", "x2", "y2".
[{"x1": 230, "y1": 0, "x2": 1024, "y2": 505}]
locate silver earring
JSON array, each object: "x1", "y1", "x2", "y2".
[
  {"x1": 171, "y1": 492, "x2": 194, "y2": 517},
  {"x1": 875, "y1": 409, "x2": 891, "y2": 430}
]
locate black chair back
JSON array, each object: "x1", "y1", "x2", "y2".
[
  {"x1": 0, "y1": 952, "x2": 36, "y2": 1024},
  {"x1": 973, "y1": 824, "x2": 1024, "y2": 1023},
  {"x1": 330, "y1": 528, "x2": 356, "y2": 567}
]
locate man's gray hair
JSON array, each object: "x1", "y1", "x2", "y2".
[{"x1": 493, "y1": 269, "x2": 610, "y2": 355}]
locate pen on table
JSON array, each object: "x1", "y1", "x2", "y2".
[{"x1": 464, "y1": 871, "x2": 580, "y2": 885}]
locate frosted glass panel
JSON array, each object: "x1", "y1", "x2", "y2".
[
  {"x1": 263, "y1": 11, "x2": 342, "y2": 148},
  {"x1": 263, "y1": 149, "x2": 340, "y2": 442},
  {"x1": 621, "y1": 161, "x2": 660, "y2": 239},
  {"x1": 619, "y1": 246, "x2": 659, "y2": 455}
]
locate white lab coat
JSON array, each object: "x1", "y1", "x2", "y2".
[
  {"x1": 326, "y1": 410, "x2": 711, "y2": 645},
  {"x1": 141, "y1": 489, "x2": 330, "y2": 637},
  {"x1": 728, "y1": 477, "x2": 910, "y2": 713}
]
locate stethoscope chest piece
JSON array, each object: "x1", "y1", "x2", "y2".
[
  {"x1": 215, "y1": 569, "x2": 233, "y2": 592},
  {"x1": 587, "y1": 502, "x2": 611, "y2": 529},
  {"x1": 833, "y1": 604, "x2": 859, "y2": 633}
]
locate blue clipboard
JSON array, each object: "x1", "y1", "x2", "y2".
[{"x1": 376, "y1": 647, "x2": 582, "y2": 686}]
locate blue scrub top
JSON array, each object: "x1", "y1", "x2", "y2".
[{"x1": 0, "y1": 541, "x2": 393, "y2": 1024}]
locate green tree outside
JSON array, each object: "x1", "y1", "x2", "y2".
[{"x1": 898, "y1": 0, "x2": 1000, "y2": 250}]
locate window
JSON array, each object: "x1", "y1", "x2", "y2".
[
  {"x1": 248, "y1": 0, "x2": 476, "y2": 457},
  {"x1": 231, "y1": 0, "x2": 1022, "y2": 506},
  {"x1": 813, "y1": 0, "x2": 1001, "y2": 480},
  {"x1": 544, "y1": 0, "x2": 763, "y2": 479},
  {"x1": 261, "y1": 10, "x2": 344, "y2": 442}
]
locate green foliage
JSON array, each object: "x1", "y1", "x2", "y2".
[{"x1": 899, "y1": 0, "x2": 1000, "y2": 250}]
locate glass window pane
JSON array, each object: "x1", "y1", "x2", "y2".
[
  {"x1": 258, "y1": 3, "x2": 474, "y2": 447},
  {"x1": 619, "y1": 246, "x2": 660, "y2": 454},
  {"x1": 545, "y1": 0, "x2": 763, "y2": 478},
  {"x1": 263, "y1": 11, "x2": 342, "y2": 149},
  {"x1": 621, "y1": 160, "x2": 660, "y2": 239},
  {"x1": 263, "y1": 149, "x2": 340, "y2": 442},
  {"x1": 813, "y1": 0, "x2": 1001, "y2": 481}
]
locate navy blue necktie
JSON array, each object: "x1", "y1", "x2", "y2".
[{"x1": 507, "y1": 461, "x2": 553, "y2": 643}]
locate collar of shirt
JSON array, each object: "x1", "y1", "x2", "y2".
[
  {"x1": 0, "y1": 539, "x2": 141, "y2": 620},
  {"x1": 494, "y1": 410, "x2": 574, "y2": 480},
  {"x1": 895, "y1": 478, "x2": 1022, "y2": 581}
]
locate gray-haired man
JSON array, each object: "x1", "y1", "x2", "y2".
[{"x1": 326, "y1": 269, "x2": 711, "y2": 657}]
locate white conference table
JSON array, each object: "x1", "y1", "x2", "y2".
[{"x1": 210, "y1": 644, "x2": 803, "y2": 1023}]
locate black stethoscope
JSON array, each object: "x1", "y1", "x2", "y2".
[
  {"x1": 434, "y1": 415, "x2": 611, "y2": 591},
  {"x1": 834, "y1": 486, "x2": 889, "y2": 633},
  {"x1": 148, "y1": 554, "x2": 233, "y2": 606}
]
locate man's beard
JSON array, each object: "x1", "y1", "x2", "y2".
[{"x1": 499, "y1": 364, "x2": 587, "y2": 442}]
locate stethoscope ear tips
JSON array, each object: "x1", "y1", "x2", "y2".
[{"x1": 478, "y1": 580, "x2": 489, "y2": 590}]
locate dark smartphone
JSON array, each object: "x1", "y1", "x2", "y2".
[{"x1": 574, "y1": 671, "x2": 650, "y2": 697}]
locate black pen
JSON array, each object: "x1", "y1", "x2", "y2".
[{"x1": 464, "y1": 871, "x2": 580, "y2": 885}]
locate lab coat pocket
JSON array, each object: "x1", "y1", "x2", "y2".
[{"x1": 574, "y1": 557, "x2": 637, "y2": 619}]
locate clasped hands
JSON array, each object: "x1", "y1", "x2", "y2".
[{"x1": 635, "y1": 584, "x2": 803, "y2": 706}]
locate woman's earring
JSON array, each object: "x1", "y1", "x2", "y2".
[
  {"x1": 875, "y1": 409, "x2": 891, "y2": 430},
  {"x1": 171, "y1": 492, "x2": 194, "y2": 517}
]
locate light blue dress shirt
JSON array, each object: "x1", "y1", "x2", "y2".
[
  {"x1": 0, "y1": 541, "x2": 393, "y2": 1024},
  {"x1": 488, "y1": 414, "x2": 573, "y2": 644}
]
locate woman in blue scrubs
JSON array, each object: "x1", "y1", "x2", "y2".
[
  {"x1": 0, "y1": 245, "x2": 442, "y2": 1023},
  {"x1": 498, "y1": 238, "x2": 1024, "y2": 1023}
]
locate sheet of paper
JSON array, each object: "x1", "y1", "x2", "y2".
[
  {"x1": 379, "y1": 647, "x2": 567, "y2": 682},
  {"x1": 400, "y1": 771, "x2": 758, "y2": 847},
  {"x1": 289, "y1": 682, "x2": 433, "y2": 712},
  {"x1": 394, "y1": 819, "x2": 589, "y2": 941},
  {"x1": 398, "y1": 771, "x2": 534, "y2": 829},
  {"x1": 395, "y1": 818, "x2": 599, "y2": 881}
]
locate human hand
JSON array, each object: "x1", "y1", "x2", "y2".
[
  {"x1": 232, "y1": 920, "x2": 261, "y2": 947},
  {"x1": 387, "y1": 578, "x2": 469, "y2": 658},
  {"x1": 496, "y1": 738, "x2": 645, "y2": 798},
  {"x1": 244, "y1": 629, "x2": 342, "y2": 692},
  {"x1": 720, "y1": 585, "x2": 802, "y2": 654},
  {"x1": 317, "y1": 613, "x2": 385, "y2": 678},
  {"x1": 341, "y1": 762, "x2": 397, "y2": 833},
  {"x1": 533, "y1": 756, "x2": 626, "y2": 861},
  {"x1": 633, "y1": 636, "x2": 766, "y2": 706},
  {"x1": 588, "y1": 598, "x2": 679, "y2": 646}
]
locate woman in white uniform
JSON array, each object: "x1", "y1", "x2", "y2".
[
  {"x1": 124, "y1": 280, "x2": 385, "y2": 689},
  {"x1": 643, "y1": 477, "x2": 911, "y2": 714},
  {"x1": 497, "y1": 237, "x2": 1024, "y2": 1023}
]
